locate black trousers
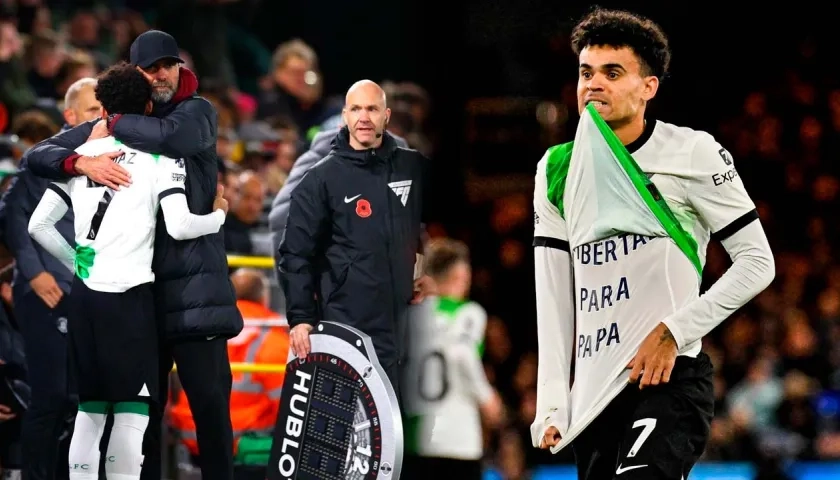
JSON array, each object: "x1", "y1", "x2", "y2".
[
  {"x1": 0, "y1": 416, "x2": 22, "y2": 470},
  {"x1": 140, "y1": 338, "x2": 234, "y2": 480},
  {"x1": 15, "y1": 292, "x2": 73, "y2": 480},
  {"x1": 401, "y1": 456, "x2": 482, "y2": 480}
]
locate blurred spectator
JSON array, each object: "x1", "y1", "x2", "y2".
[
  {"x1": 225, "y1": 171, "x2": 265, "y2": 256},
  {"x1": 10, "y1": 110, "x2": 58, "y2": 149},
  {"x1": 257, "y1": 39, "x2": 337, "y2": 140},
  {"x1": 383, "y1": 80, "x2": 435, "y2": 156},
  {"x1": 238, "y1": 121, "x2": 276, "y2": 167},
  {"x1": 0, "y1": 17, "x2": 36, "y2": 124},
  {"x1": 156, "y1": 0, "x2": 237, "y2": 88},
  {"x1": 495, "y1": 428, "x2": 531, "y2": 480},
  {"x1": 110, "y1": 10, "x2": 150, "y2": 62},
  {"x1": 217, "y1": 127, "x2": 241, "y2": 163},
  {"x1": 65, "y1": 9, "x2": 110, "y2": 69},
  {"x1": 54, "y1": 51, "x2": 96, "y2": 102},
  {"x1": 264, "y1": 115, "x2": 300, "y2": 194},
  {"x1": 219, "y1": 159, "x2": 241, "y2": 206},
  {"x1": 24, "y1": 31, "x2": 64, "y2": 99},
  {"x1": 727, "y1": 354, "x2": 784, "y2": 431}
]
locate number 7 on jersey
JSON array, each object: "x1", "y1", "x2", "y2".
[{"x1": 87, "y1": 189, "x2": 115, "y2": 240}]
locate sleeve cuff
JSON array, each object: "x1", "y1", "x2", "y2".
[
  {"x1": 662, "y1": 316, "x2": 687, "y2": 350},
  {"x1": 288, "y1": 316, "x2": 318, "y2": 328},
  {"x1": 530, "y1": 410, "x2": 567, "y2": 449},
  {"x1": 107, "y1": 114, "x2": 123, "y2": 136},
  {"x1": 213, "y1": 209, "x2": 226, "y2": 225},
  {"x1": 62, "y1": 154, "x2": 82, "y2": 175},
  {"x1": 17, "y1": 265, "x2": 46, "y2": 282}
]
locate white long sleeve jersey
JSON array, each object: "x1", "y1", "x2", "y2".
[
  {"x1": 531, "y1": 120, "x2": 775, "y2": 453},
  {"x1": 402, "y1": 296, "x2": 494, "y2": 460},
  {"x1": 28, "y1": 136, "x2": 226, "y2": 293}
]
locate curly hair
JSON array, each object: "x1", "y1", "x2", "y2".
[
  {"x1": 571, "y1": 8, "x2": 671, "y2": 80},
  {"x1": 94, "y1": 61, "x2": 152, "y2": 115}
]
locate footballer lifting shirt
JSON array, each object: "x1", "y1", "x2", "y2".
[{"x1": 530, "y1": 105, "x2": 771, "y2": 453}]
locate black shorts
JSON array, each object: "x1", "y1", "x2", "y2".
[
  {"x1": 67, "y1": 277, "x2": 158, "y2": 404},
  {"x1": 400, "y1": 455, "x2": 482, "y2": 480},
  {"x1": 572, "y1": 352, "x2": 715, "y2": 480}
]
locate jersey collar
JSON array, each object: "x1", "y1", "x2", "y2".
[{"x1": 625, "y1": 118, "x2": 656, "y2": 154}]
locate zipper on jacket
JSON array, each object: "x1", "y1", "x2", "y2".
[{"x1": 383, "y1": 153, "x2": 402, "y2": 366}]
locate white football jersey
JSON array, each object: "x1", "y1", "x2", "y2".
[
  {"x1": 532, "y1": 119, "x2": 758, "y2": 451},
  {"x1": 402, "y1": 296, "x2": 493, "y2": 460},
  {"x1": 51, "y1": 137, "x2": 187, "y2": 293}
]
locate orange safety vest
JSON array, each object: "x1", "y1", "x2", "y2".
[{"x1": 169, "y1": 300, "x2": 290, "y2": 456}]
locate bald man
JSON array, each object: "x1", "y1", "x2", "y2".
[
  {"x1": 231, "y1": 268, "x2": 270, "y2": 302},
  {"x1": 278, "y1": 79, "x2": 433, "y2": 399},
  {"x1": 62, "y1": 77, "x2": 101, "y2": 128},
  {"x1": 225, "y1": 171, "x2": 266, "y2": 255}
]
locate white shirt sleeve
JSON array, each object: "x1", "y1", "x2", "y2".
[
  {"x1": 155, "y1": 156, "x2": 226, "y2": 241},
  {"x1": 27, "y1": 183, "x2": 76, "y2": 273},
  {"x1": 452, "y1": 342, "x2": 495, "y2": 405},
  {"x1": 530, "y1": 153, "x2": 576, "y2": 448},
  {"x1": 662, "y1": 135, "x2": 775, "y2": 349}
]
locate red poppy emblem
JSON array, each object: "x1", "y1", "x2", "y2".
[{"x1": 356, "y1": 199, "x2": 372, "y2": 218}]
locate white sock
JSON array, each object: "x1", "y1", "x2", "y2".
[
  {"x1": 69, "y1": 402, "x2": 109, "y2": 480},
  {"x1": 105, "y1": 402, "x2": 150, "y2": 480}
]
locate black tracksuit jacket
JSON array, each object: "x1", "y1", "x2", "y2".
[{"x1": 278, "y1": 127, "x2": 429, "y2": 367}]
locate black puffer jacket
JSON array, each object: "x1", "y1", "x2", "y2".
[{"x1": 24, "y1": 68, "x2": 242, "y2": 340}]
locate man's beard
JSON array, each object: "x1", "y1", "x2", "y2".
[{"x1": 151, "y1": 86, "x2": 175, "y2": 103}]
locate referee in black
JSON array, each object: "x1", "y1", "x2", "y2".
[
  {"x1": 23, "y1": 31, "x2": 242, "y2": 480},
  {"x1": 278, "y1": 80, "x2": 433, "y2": 397}
]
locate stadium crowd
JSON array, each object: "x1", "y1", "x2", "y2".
[{"x1": 0, "y1": 1, "x2": 837, "y2": 479}]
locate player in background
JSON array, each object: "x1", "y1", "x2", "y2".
[
  {"x1": 531, "y1": 8, "x2": 775, "y2": 480},
  {"x1": 27, "y1": 62, "x2": 229, "y2": 480},
  {"x1": 402, "y1": 238, "x2": 504, "y2": 480}
]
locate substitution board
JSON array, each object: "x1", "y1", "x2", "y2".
[{"x1": 268, "y1": 321, "x2": 403, "y2": 480}]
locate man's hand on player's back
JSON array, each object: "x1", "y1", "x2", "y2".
[
  {"x1": 75, "y1": 152, "x2": 131, "y2": 190},
  {"x1": 628, "y1": 322, "x2": 678, "y2": 389},
  {"x1": 540, "y1": 426, "x2": 561, "y2": 449},
  {"x1": 213, "y1": 185, "x2": 229, "y2": 214}
]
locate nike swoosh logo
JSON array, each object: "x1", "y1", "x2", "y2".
[
  {"x1": 616, "y1": 464, "x2": 648, "y2": 475},
  {"x1": 206, "y1": 335, "x2": 218, "y2": 341},
  {"x1": 344, "y1": 194, "x2": 361, "y2": 203}
]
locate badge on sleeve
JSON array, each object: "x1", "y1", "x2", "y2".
[{"x1": 718, "y1": 148, "x2": 732, "y2": 166}]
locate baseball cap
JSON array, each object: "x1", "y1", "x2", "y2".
[{"x1": 130, "y1": 30, "x2": 185, "y2": 69}]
